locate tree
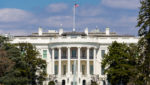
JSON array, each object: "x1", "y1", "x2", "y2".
[
  {"x1": 0, "y1": 57, "x2": 15, "y2": 77},
  {"x1": 0, "y1": 36, "x2": 14, "y2": 81},
  {"x1": 102, "y1": 41, "x2": 137, "y2": 85},
  {"x1": 0, "y1": 36, "x2": 29, "y2": 85},
  {"x1": 0, "y1": 36, "x2": 47, "y2": 85},
  {"x1": 0, "y1": 36, "x2": 8, "y2": 48},
  {"x1": 137, "y1": 0, "x2": 150, "y2": 84},
  {"x1": 137, "y1": 0, "x2": 150, "y2": 37},
  {"x1": 18, "y1": 43, "x2": 47, "y2": 85}
]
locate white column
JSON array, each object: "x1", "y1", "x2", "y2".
[
  {"x1": 93, "y1": 48, "x2": 96, "y2": 74},
  {"x1": 78, "y1": 47, "x2": 81, "y2": 75},
  {"x1": 58, "y1": 47, "x2": 61, "y2": 76},
  {"x1": 47, "y1": 49, "x2": 51, "y2": 61},
  {"x1": 87, "y1": 47, "x2": 90, "y2": 76},
  {"x1": 52, "y1": 48, "x2": 55, "y2": 74},
  {"x1": 78, "y1": 47, "x2": 81, "y2": 85},
  {"x1": 67, "y1": 47, "x2": 71, "y2": 75}
]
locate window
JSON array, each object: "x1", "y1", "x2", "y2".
[
  {"x1": 101, "y1": 50, "x2": 105, "y2": 58},
  {"x1": 71, "y1": 82, "x2": 77, "y2": 85},
  {"x1": 55, "y1": 65, "x2": 58, "y2": 75},
  {"x1": 82, "y1": 50, "x2": 86, "y2": 58},
  {"x1": 43, "y1": 50, "x2": 47, "y2": 58},
  {"x1": 72, "y1": 49, "x2": 76, "y2": 58},
  {"x1": 103, "y1": 80, "x2": 106, "y2": 85},
  {"x1": 101, "y1": 66, "x2": 104, "y2": 75},
  {"x1": 82, "y1": 65, "x2": 85, "y2": 75},
  {"x1": 72, "y1": 64, "x2": 74, "y2": 74},
  {"x1": 62, "y1": 50, "x2": 67, "y2": 59},
  {"x1": 63, "y1": 65, "x2": 66, "y2": 75},
  {"x1": 90, "y1": 49, "x2": 93, "y2": 59},
  {"x1": 90, "y1": 65, "x2": 93, "y2": 74},
  {"x1": 54, "y1": 49, "x2": 58, "y2": 59}
]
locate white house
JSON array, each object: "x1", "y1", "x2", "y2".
[{"x1": 10, "y1": 27, "x2": 138, "y2": 85}]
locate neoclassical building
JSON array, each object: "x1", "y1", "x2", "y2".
[{"x1": 10, "y1": 27, "x2": 138, "y2": 85}]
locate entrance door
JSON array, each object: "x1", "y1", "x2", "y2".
[
  {"x1": 83, "y1": 80, "x2": 86, "y2": 85},
  {"x1": 62, "y1": 80, "x2": 65, "y2": 85}
]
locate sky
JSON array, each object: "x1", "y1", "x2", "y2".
[{"x1": 0, "y1": 0, "x2": 140, "y2": 36}]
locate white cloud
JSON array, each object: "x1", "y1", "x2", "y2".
[
  {"x1": 0, "y1": 15, "x2": 138, "y2": 35},
  {"x1": 0, "y1": 29, "x2": 29, "y2": 35},
  {"x1": 102, "y1": 0, "x2": 140, "y2": 9},
  {"x1": 0, "y1": 8, "x2": 33, "y2": 22},
  {"x1": 46, "y1": 3, "x2": 68, "y2": 13},
  {"x1": 0, "y1": 3, "x2": 138, "y2": 35},
  {"x1": 77, "y1": 7, "x2": 102, "y2": 16},
  {"x1": 118, "y1": 16, "x2": 137, "y2": 25},
  {"x1": 40, "y1": 16, "x2": 72, "y2": 28}
]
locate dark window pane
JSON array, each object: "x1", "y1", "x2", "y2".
[{"x1": 101, "y1": 50, "x2": 105, "y2": 58}]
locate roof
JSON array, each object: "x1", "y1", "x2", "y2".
[
  {"x1": 62, "y1": 32, "x2": 86, "y2": 36},
  {"x1": 13, "y1": 30, "x2": 135, "y2": 38}
]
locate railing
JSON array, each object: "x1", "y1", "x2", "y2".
[
  {"x1": 81, "y1": 56, "x2": 87, "y2": 59},
  {"x1": 55, "y1": 56, "x2": 58, "y2": 59},
  {"x1": 71, "y1": 56, "x2": 77, "y2": 59},
  {"x1": 61, "y1": 56, "x2": 67, "y2": 59},
  {"x1": 89, "y1": 56, "x2": 93, "y2": 59}
]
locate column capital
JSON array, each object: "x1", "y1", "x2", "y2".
[
  {"x1": 93, "y1": 47, "x2": 98, "y2": 50},
  {"x1": 51, "y1": 47, "x2": 55, "y2": 49},
  {"x1": 87, "y1": 47, "x2": 91, "y2": 49},
  {"x1": 77, "y1": 46, "x2": 81, "y2": 49},
  {"x1": 67, "y1": 46, "x2": 71, "y2": 49},
  {"x1": 58, "y1": 47, "x2": 62, "y2": 49},
  {"x1": 94, "y1": 47, "x2": 97, "y2": 50}
]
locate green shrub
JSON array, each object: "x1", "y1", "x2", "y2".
[
  {"x1": 48, "y1": 81, "x2": 55, "y2": 85},
  {"x1": 91, "y1": 81, "x2": 98, "y2": 85}
]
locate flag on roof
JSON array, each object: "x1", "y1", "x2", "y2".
[{"x1": 75, "y1": 3, "x2": 79, "y2": 7}]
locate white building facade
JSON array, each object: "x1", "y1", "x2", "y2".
[{"x1": 10, "y1": 27, "x2": 138, "y2": 85}]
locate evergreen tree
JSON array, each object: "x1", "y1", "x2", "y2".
[
  {"x1": 137, "y1": 0, "x2": 150, "y2": 84},
  {"x1": 102, "y1": 41, "x2": 137, "y2": 85}
]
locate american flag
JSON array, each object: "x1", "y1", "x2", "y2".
[
  {"x1": 74, "y1": 0, "x2": 79, "y2": 8},
  {"x1": 75, "y1": 3, "x2": 79, "y2": 8}
]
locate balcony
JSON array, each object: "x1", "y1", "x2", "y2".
[
  {"x1": 71, "y1": 56, "x2": 77, "y2": 59},
  {"x1": 55, "y1": 56, "x2": 58, "y2": 59},
  {"x1": 89, "y1": 56, "x2": 93, "y2": 59},
  {"x1": 61, "y1": 56, "x2": 67, "y2": 59},
  {"x1": 81, "y1": 56, "x2": 87, "y2": 59}
]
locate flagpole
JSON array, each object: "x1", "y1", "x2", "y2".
[{"x1": 73, "y1": 1, "x2": 76, "y2": 32}]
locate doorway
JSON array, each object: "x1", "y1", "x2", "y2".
[
  {"x1": 83, "y1": 80, "x2": 86, "y2": 85},
  {"x1": 62, "y1": 80, "x2": 65, "y2": 85}
]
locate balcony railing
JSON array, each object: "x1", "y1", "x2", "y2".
[
  {"x1": 61, "y1": 56, "x2": 67, "y2": 59},
  {"x1": 54, "y1": 56, "x2": 93, "y2": 59},
  {"x1": 71, "y1": 56, "x2": 77, "y2": 59},
  {"x1": 90, "y1": 56, "x2": 93, "y2": 59},
  {"x1": 81, "y1": 56, "x2": 87, "y2": 59},
  {"x1": 55, "y1": 56, "x2": 58, "y2": 59}
]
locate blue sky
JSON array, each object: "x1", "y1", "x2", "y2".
[{"x1": 0, "y1": 0, "x2": 140, "y2": 35}]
